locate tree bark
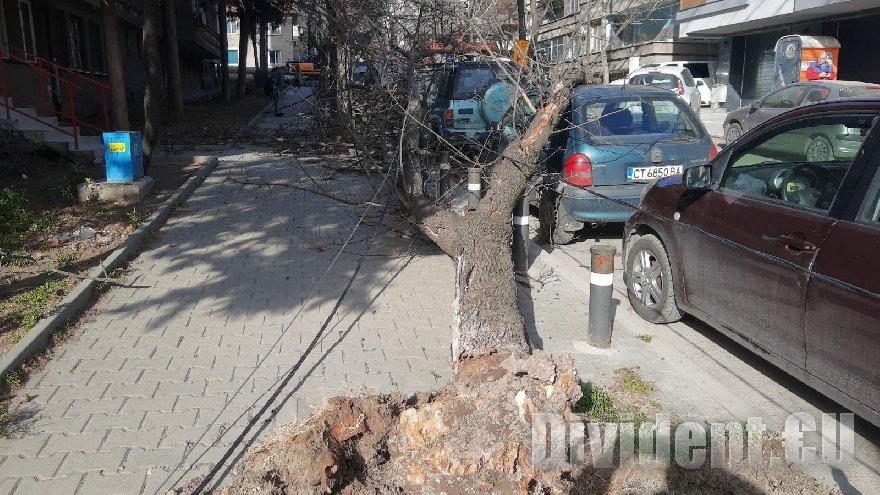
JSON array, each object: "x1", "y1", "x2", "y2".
[
  {"x1": 162, "y1": 0, "x2": 185, "y2": 123},
  {"x1": 236, "y1": 6, "x2": 251, "y2": 97},
  {"x1": 101, "y1": 0, "x2": 129, "y2": 130},
  {"x1": 403, "y1": 81, "x2": 572, "y2": 365},
  {"x1": 251, "y1": 27, "x2": 260, "y2": 71},
  {"x1": 259, "y1": 21, "x2": 268, "y2": 69},
  {"x1": 219, "y1": 1, "x2": 230, "y2": 102},
  {"x1": 141, "y1": 0, "x2": 162, "y2": 173}
]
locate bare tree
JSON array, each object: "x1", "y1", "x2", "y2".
[
  {"x1": 141, "y1": 0, "x2": 162, "y2": 172},
  {"x1": 102, "y1": 0, "x2": 129, "y2": 130},
  {"x1": 219, "y1": 1, "x2": 231, "y2": 102},
  {"x1": 235, "y1": 1, "x2": 252, "y2": 97},
  {"x1": 162, "y1": 0, "x2": 185, "y2": 123}
]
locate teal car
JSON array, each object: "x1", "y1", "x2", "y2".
[
  {"x1": 539, "y1": 85, "x2": 717, "y2": 244},
  {"x1": 428, "y1": 61, "x2": 525, "y2": 150}
]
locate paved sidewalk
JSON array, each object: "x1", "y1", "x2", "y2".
[{"x1": 0, "y1": 88, "x2": 455, "y2": 493}]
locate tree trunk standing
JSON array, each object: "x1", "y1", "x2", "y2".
[
  {"x1": 101, "y1": 0, "x2": 129, "y2": 130},
  {"x1": 600, "y1": 0, "x2": 610, "y2": 84},
  {"x1": 236, "y1": 8, "x2": 251, "y2": 97},
  {"x1": 251, "y1": 29, "x2": 260, "y2": 71},
  {"x1": 162, "y1": 0, "x2": 184, "y2": 123},
  {"x1": 141, "y1": 0, "x2": 162, "y2": 173},
  {"x1": 516, "y1": 0, "x2": 526, "y2": 41},
  {"x1": 259, "y1": 22, "x2": 268, "y2": 69},
  {"x1": 218, "y1": 2, "x2": 230, "y2": 102}
]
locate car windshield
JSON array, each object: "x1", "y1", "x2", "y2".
[
  {"x1": 442, "y1": 64, "x2": 513, "y2": 99},
  {"x1": 630, "y1": 73, "x2": 679, "y2": 90},
  {"x1": 576, "y1": 96, "x2": 703, "y2": 143}
]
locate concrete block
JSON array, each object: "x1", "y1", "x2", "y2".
[{"x1": 77, "y1": 176, "x2": 155, "y2": 205}]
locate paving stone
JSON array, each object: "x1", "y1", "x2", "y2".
[
  {"x1": 101, "y1": 429, "x2": 165, "y2": 452},
  {"x1": 41, "y1": 431, "x2": 107, "y2": 456},
  {"x1": 78, "y1": 470, "x2": 146, "y2": 494},
  {"x1": 48, "y1": 384, "x2": 109, "y2": 403},
  {"x1": 13, "y1": 474, "x2": 85, "y2": 495},
  {"x1": 83, "y1": 412, "x2": 147, "y2": 433},
  {"x1": 123, "y1": 446, "x2": 186, "y2": 471},
  {"x1": 58, "y1": 449, "x2": 126, "y2": 475},
  {"x1": 121, "y1": 395, "x2": 178, "y2": 414},
  {"x1": 141, "y1": 410, "x2": 199, "y2": 430},
  {"x1": 0, "y1": 453, "x2": 65, "y2": 479},
  {"x1": 0, "y1": 435, "x2": 50, "y2": 457},
  {"x1": 65, "y1": 398, "x2": 126, "y2": 418}
]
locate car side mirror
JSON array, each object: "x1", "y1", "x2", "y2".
[
  {"x1": 683, "y1": 164, "x2": 713, "y2": 189},
  {"x1": 749, "y1": 100, "x2": 760, "y2": 112}
]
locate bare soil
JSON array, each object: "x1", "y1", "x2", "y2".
[
  {"x1": 0, "y1": 156, "x2": 197, "y2": 361},
  {"x1": 179, "y1": 352, "x2": 840, "y2": 495}
]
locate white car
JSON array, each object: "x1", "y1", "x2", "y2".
[
  {"x1": 627, "y1": 66, "x2": 702, "y2": 114},
  {"x1": 640, "y1": 61, "x2": 716, "y2": 106}
]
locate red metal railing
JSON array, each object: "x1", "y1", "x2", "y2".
[{"x1": 0, "y1": 40, "x2": 110, "y2": 150}]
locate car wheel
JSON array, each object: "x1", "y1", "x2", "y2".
[
  {"x1": 538, "y1": 190, "x2": 576, "y2": 245},
  {"x1": 626, "y1": 234, "x2": 682, "y2": 323},
  {"x1": 725, "y1": 123, "x2": 743, "y2": 144},
  {"x1": 806, "y1": 135, "x2": 834, "y2": 162}
]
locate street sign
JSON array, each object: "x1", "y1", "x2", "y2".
[{"x1": 513, "y1": 40, "x2": 529, "y2": 67}]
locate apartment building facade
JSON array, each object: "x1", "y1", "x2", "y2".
[
  {"x1": 533, "y1": 0, "x2": 717, "y2": 81},
  {"x1": 225, "y1": 14, "x2": 303, "y2": 72},
  {"x1": 0, "y1": 0, "x2": 222, "y2": 128},
  {"x1": 677, "y1": 0, "x2": 880, "y2": 108}
]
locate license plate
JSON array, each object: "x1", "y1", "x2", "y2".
[{"x1": 627, "y1": 165, "x2": 682, "y2": 181}]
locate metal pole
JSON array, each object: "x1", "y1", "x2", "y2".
[
  {"x1": 588, "y1": 244, "x2": 616, "y2": 348},
  {"x1": 512, "y1": 196, "x2": 529, "y2": 273},
  {"x1": 467, "y1": 167, "x2": 481, "y2": 211},
  {"x1": 438, "y1": 150, "x2": 450, "y2": 199}
]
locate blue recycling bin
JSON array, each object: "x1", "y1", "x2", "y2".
[{"x1": 103, "y1": 131, "x2": 144, "y2": 182}]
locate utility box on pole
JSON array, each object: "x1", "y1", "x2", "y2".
[{"x1": 103, "y1": 131, "x2": 144, "y2": 182}]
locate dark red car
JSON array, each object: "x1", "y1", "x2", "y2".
[{"x1": 623, "y1": 98, "x2": 880, "y2": 428}]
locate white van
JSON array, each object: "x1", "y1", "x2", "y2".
[{"x1": 639, "y1": 61, "x2": 716, "y2": 106}]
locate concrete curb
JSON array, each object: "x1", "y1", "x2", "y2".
[{"x1": 0, "y1": 156, "x2": 219, "y2": 379}]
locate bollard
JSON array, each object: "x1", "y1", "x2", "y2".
[
  {"x1": 438, "y1": 150, "x2": 451, "y2": 199},
  {"x1": 588, "y1": 244, "x2": 617, "y2": 348},
  {"x1": 512, "y1": 197, "x2": 529, "y2": 273},
  {"x1": 467, "y1": 167, "x2": 481, "y2": 211}
]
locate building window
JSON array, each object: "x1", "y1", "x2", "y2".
[
  {"x1": 568, "y1": 0, "x2": 579, "y2": 15},
  {"x1": 67, "y1": 14, "x2": 86, "y2": 70},
  {"x1": 88, "y1": 21, "x2": 104, "y2": 72},
  {"x1": 268, "y1": 24, "x2": 281, "y2": 36},
  {"x1": 228, "y1": 49, "x2": 239, "y2": 64},
  {"x1": 269, "y1": 50, "x2": 281, "y2": 64},
  {"x1": 18, "y1": 0, "x2": 37, "y2": 59},
  {"x1": 227, "y1": 19, "x2": 239, "y2": 34}
]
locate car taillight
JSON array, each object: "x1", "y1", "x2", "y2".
[
  {"x1": 709, "y1": 144, "x2": 718, "y2": 160},
  {"x1": 677, "y1": 79, "x2": 685, "y2": 96},
  {"x1": 444, "y1": 109, "x2": 454, "y2": 127},
  {"x1": 564, "y1": 153, "x2": 593, "y2": 187}
]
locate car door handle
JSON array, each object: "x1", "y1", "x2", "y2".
[{"x1": 778, "y1": 233, "x2": 816, "y2": 252}]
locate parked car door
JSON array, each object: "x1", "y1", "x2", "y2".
[
  {"x1": 675, "y1": 113, "x2": 870, "y2": 368},
  {"x1": 746, "y1": 85, "x2": 809, "y2": 132},
  {"x1": 804, "y1": 142, "x2": 880, "y2": 422}
]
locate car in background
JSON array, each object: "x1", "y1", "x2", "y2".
[
  {"x1": 641, "y1": 61, "x2": 716, "y2": 106},
  {"x1": 623, "y1": 97, "x2": 880, "y2": 429},
  {"x1": 427, "y1": 61, "x2": 527, "y2": 150},
  {"x1": 627, "y1": 66, "x2": 702, "y2": 113},
  {"x1": 723, "y1": 80, "x2": 880, "y2": 144},
  {"x1": 537, "y1": 85, "x2": 716, "y2": 244}
]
